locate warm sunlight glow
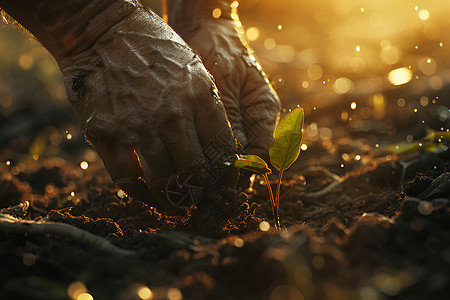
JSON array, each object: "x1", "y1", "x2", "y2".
[{"x1": 388, "y1": 67, "x2": 413, "y2": 85}]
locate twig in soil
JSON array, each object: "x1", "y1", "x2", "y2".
[
  {"x1": 0, "y1": 201, "x2": 29, "y2": 218},
  {"x1": 303, "y1": 166, "x2": 343, "y2": 197},
  {"x1": 0, "y1": 214, "x2": 135, "y2": 256}
]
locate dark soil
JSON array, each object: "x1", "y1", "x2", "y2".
[{"x1": 2, "y1": 90, "x2": 450, "y2": 300}]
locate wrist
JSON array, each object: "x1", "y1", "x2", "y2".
[{"x1": 1, "y1": 0, "x2": 139, "y2": 63}]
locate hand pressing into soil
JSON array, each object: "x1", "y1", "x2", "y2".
[
  {"x1": 167, "y1": 0, "x2": 281, "y2": 162},
  {"x1": 0, "y1": 0, "x2": 238, "y2": 214}
]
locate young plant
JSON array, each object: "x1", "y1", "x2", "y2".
[
  {"x1": 233, "y1": 107, "x2": 304, "y2": 231},
  {"x1": 386, "y1": 128, "x2": 449, "y2": 154}
]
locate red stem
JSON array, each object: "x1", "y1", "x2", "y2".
[
  {"x1": 264, "y1": 174, "x2": 275, "y2": 210},
  {"x1": 276, "y1": 169, "x2": 284, "y2": 209},
  {"x1": 264, "y1": 173, "x2": 280, "y2": 231}
]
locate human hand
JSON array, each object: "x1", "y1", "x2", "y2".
[
  {"x1": 59, "y1": 6, "x2": 238, "y2": 213},
  {"x1": 167, "y1": 0, "x2": 281, "y2": 162}
]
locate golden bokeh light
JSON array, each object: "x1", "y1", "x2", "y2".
[
  {"x1": 259, "y1": 221, "x2": 270, "y2": 231},
  {"x1": 137, "y1": 286, "x2": 153, "y2": 300},
  {"x1": 234, "y1": 238, "x2": 244, "y2": 247},
  {"x1": 333, "y1": 77, "x2": 354, "y2": 94},
  {"x1": 264, "y1": 38, "x2": 276, "y2": 49},
  {"x1": 77, "y1": 293, "x2": 93, "y2": 300},
  {"x1": 212, "y1": 8, "x2": 222, "y2": 19},
  {"x1": 167, "y1": 288, "x2": 182, "y2": 300},
  {"x1": 67, "y1": 282, "x2": 88, "y2": 300},
  {"x1": 418, "y1": 57, "x2": 436, "y2": 75},
  {"x1": 307, "y1": 64, "x2": 323, "y2": 81},
  {"x1": 418, "y1": 9, "x2": 430, "y2": 21},
  {"x1": 246, "y1": 26, "x2": 260, "y2": 41},
  {"x1": 387, "y1": 67, "x2": 412, "y2": 86}
]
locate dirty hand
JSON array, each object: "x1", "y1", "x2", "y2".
[
  {"x1": 168, "y1": 0, "x2": 281, "y2": 161},
  {"x1": 1, "y1": 0, "x2": 238, "y2": 213}
]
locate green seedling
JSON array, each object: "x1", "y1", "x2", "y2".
[
  {"x1": 232, "y1": 107, "x2": 304, "y2": 231},
  {"x1": 386, "y1": 128, "x2": 450, "y2": 154}
]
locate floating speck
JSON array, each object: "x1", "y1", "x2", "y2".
[
  {"x1": 246, "y1": 26, "x2": 260, "y2": 41},
  {"x1": 137, "y1": 286, "x2": 153, "y2": 300},
  {"x1": 259, "y1": 221, "x2": 270, "y2": 232},
  {"x1": 234, "y1": 238, "x2": 244, "y2": 248},
  {"x1": 77, "y1": 293, "x2": 94, "y2": 300},
  {"x1": 418, "y1": 9, "x2": 430, "y2": 21},
  {"x1": 212, "y1": 8, "x2": 222, "y2": 19},
  {"x1": 388, "y1": 68, "x2": 412, "y2": 86},
  {"x1": 418, "y1": 201, "x2": 433, "y2": 215},
  {"x1": 80, "y1": 161, "x2": 89, "y2": 170},
  {"x1": 117, "y1": 190, "x2": 126, "y2": 198},
  {"x1": 22, "y1": 253, "x2": 36, "y2": 267},
  {"x1": 167, "y1": 288, "x2": 182, "y2": 300}
]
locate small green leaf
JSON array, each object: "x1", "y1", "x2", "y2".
[
  {"x1": 386, "y1": 142, "x2": 447, "y2": 154},
  {"x1": 425, "y1": 128, "x2": 450, "y2": 142},
  {"x1": 269, "y1": 107, "x2": 304, "y2": 171},
  {"x1": 233, "y1": 154, "x2": 272, "y2": 175}
]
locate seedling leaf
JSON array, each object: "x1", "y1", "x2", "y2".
[
  {"x1": 425, "y1": 128, "x2": 450, "y2": 142},
  {"x1": 233, "y1": 154, "x2": 272, "y2": 175},
  {"x1": 269, "y1": 107, "x2": 304, "y2": 171},
  {"x1": 387, "y1": 142, "x2": 448, "y2": 154}
]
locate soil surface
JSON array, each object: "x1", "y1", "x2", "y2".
[{"x1": 1, "y1": 86, "x2": 450, "y2": 300}]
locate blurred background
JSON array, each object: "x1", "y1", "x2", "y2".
[{"x1": 1, "y1": 0, "x2": 450, "y2": 166}]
